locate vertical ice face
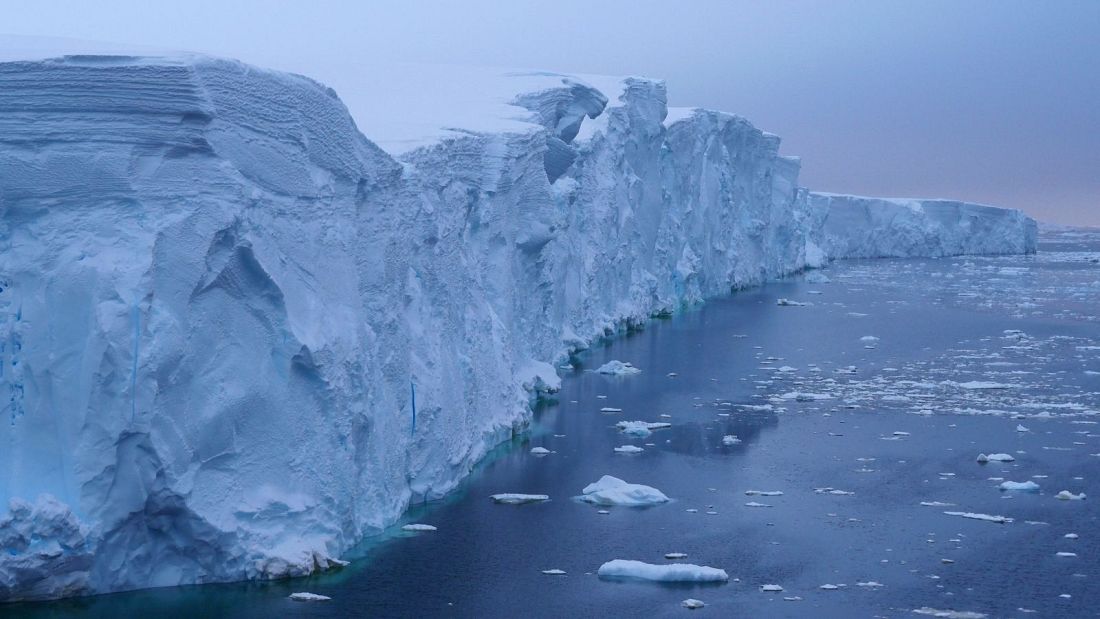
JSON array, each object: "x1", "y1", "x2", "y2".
[
  {"x1": 0, "y1": 52, "x2": 1037, "y2": 600},
  {"x1": 808, "y1": 192, "x2": 1039, "y2": 258}
]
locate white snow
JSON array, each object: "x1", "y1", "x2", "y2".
[
  {"x1": 596, "y1": 360, "x2": 642, "y2": 376},
  {"x1": 0, "y1": 40, "x2": 1038, "y2": 600},
  {"x1": 578, "y1": 476, "x2": 670, "y2": 507},
  {"x1": 597, "y1": 560, "x2": 728, "y2": 582},
  {"x1": 490, "y1": 494, "x2": 550, "y2": 505}
]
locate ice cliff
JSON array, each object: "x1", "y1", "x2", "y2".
[{"x1": 0, "y1": 50, "x2": 1036, "y2": 600}]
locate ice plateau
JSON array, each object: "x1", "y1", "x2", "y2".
[{"x1": 0, "y1": 46, "x2": 1037, "y2": 600}]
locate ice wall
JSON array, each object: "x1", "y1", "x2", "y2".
[
  {"x1": 809, "y1": 192, "x2": 1038, "y2": 258},
  {"x1": 0, "y1": 53, "x2": 1036, "y2": 601}
]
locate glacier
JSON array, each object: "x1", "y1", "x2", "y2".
[{"x1": 0, "y1": 47, "x2": 1037, "y2": 601}]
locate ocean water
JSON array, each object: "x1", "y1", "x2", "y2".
[{"x1": 7, "y1": 229, "x2": 1099, "y2": 618}]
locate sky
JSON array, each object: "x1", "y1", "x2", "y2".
[{"x1": 3, "y1": 0, "x2": 1097, "y2": 225}]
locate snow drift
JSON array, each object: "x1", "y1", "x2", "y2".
[{"x1": 0, "y1": 49, "x2": 1036, "y2": 600}]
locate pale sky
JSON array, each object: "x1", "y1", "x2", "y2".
[{"x1": 3, "y1": 0, "x2": 1097, "y2": 225}]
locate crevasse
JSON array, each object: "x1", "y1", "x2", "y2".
[{"x1": 0, "y1": 53, "x2": 1036, "y2": 601}]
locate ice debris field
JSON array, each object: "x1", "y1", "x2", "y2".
[{"x1": 0, "y1": 39, "x2": 1040, "y2": 603}]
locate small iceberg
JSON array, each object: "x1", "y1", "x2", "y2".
[
  {"x1": 776, "y1": 298, "x2": 809, "y2": 307},
  {"x1": 912, "y1": 608, "x2": 988, "y2": 619},
  {"x1": 682, "y1": 598, "x2": 706, "y2": 609},
  {"x1": 530, "y1": 447, "x2": 551, "y2": 456},
  {"x1": 617, "y1": 420, "x2": 672, "y2": 438},
  {"x1": 289, "y1": 592, "x2": 331, "y2": 602},
  {"x1": 596, "y1": 360, "x2": 642, "y2": 376},
  {"x1": 542, "y1": 569, "x2": 567, "y2": 575},
  {"x1": 665, "y1": 552, "x2": 688, "y2": 559},
  {"x1": 977, "y1": 452, "x2": 1015, "y2": 463},
  {"x1": 760, "y1": 584, "x2": 784, "y2": 592},
  {"x1": 999, "y1": 481, "x2": 1040, "y2": 492},
  {"x1": 490, "y1": 493, "x2": 550, "y2": 505},
  {"x1": 597, "y1": 559, "x2": 728, "y2": 582},
  {"x1": 579, "y1": 476, "x2": 670, "y2": 506},
  {"x1": 744, "y1": 490, "x2": 784, "y2": 496},
  {"x1": 721, "y1": 435, "x2": 742, "y2": 446},
  {"x1": 401, "y1": 523, "x2": 438, "y2": 532},
  {"x1": 944, "y1": 511, "x2": 1013, "y2": 524},
  {"x1": 1055, "y1": 490, "x2": 1086, "y2": 501},
  {"x1": 614, "y1": 445, "x2": 644, "y2": 454}
]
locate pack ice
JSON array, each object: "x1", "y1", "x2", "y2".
[{"x1": 0, "y1": 43, "x2": 1038, "y2": 600}]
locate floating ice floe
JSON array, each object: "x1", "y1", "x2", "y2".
[
  {"x1": 682, "y1": 598, "x2": 706, "y2": 609},
  {"x1": 600, "y1": 407, "x2": 623, "y2": 413},
  {"x1": 920, "y1": 501, "x2": 955, "y2": 507},
  {"x1": 1056, "y1": 552, "x2": 1077, "y2": 558},
  {"x1": 530, "y1": 447, "x2": 551, "y2": 456},
  {"x1": 820, "y1": 584, "x2": 840, "y2": 590},
  {"x1": 745, "y1": 490, "x2": 784, "y2": 496},
  {"x1": 954, "y1": 381, "x2": 1016, "y2": 390},
  {"x1": 1055, "y1": 490, "x2": 1086, "y2": 501},
  {"x1": 490, "y1": 494, "x2": 550, "y2": 505},
  {"x1": 617, "y1": 420, "x2": 672, "y2": 437},
  {"x1": 745, "y1": 502, "x2": 772, "y2": 508},
  {"x1": 1016, "y1": 424, "x2": 1030, "y2": 432},
  {"x1": 814, "y1": 488, "x2": 855, "y2": 496},
  {"x1": 999, "y1": 481, "x2": 1040, "y2": 492},
  {"x1": 665, "y1": 552, "x2": 688, "y2": 559},
  {"x1": 289, "y1": 592, "x2": 331, "y2": 602},
  {"x1": 760, "y1": 584, "x2": 784, "y2": 592},
  {"x1": 857, "y1": 581, "x2": 885, "y2": 588},
  {"x1": 776, "y1": 298, "x2": 809, "y2": 306},
  {"x1": 401, "y1": 523, "x2": 437, "y2": 532},
  {"x1": 579, "y1": 476, "x2": 670, "y2": 507},
  {"x1": 912, "y1": 608, "x2": 988, "y2": 619},
  {"x1": 542, "y1": 569, "x2": 566, "y2": 575},
  {"x1": 944, "y1": 511, "x2": 1013, "y2": 524},
  {"x1": 722, "y1": 435, "x2": 742, "y2": 446},
  {"x1": 1065, "y1": 533, "x2": 1079, "y2": 539},
  {"x1": 614, "y1": 445, "x2": 644, "y2": 454},
  {"x1": 780, "y1": 392, "x2": 832, "y2": 401},
  {"x1": 597, "y1": 559, "x2": 728, "y2": 582},
  {"x1": 596, "y1": 360, "x2": 642, "y2": 376},
  {"x1": 976, "y1": 452, "x2": 1014, "y2": 463}
]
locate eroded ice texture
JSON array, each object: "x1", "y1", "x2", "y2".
[{"x1": 0, "y1": 45, "x2": 1037, "y2": 599}]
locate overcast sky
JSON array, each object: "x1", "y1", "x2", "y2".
[{"x1": 4, "y1": 0, "x2": 1097, "y2": 225}]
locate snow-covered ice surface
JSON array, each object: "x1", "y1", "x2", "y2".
[
  {"x1": 9, "y1": 228, "x2": 1098, "y2": 617},
  {"x1": 577, "y1": 476, "x2": 669, "y2": 507},
  {"x1": 0, "y1": 40, "x2": 1041, "y2": 602},
  {"x1": 596, "y1": 560, "x2": 728, "y2": 582}
]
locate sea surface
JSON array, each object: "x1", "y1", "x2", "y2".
[{"x1": 8, "y1": 228, "x2": 1099, "y2": 619}]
